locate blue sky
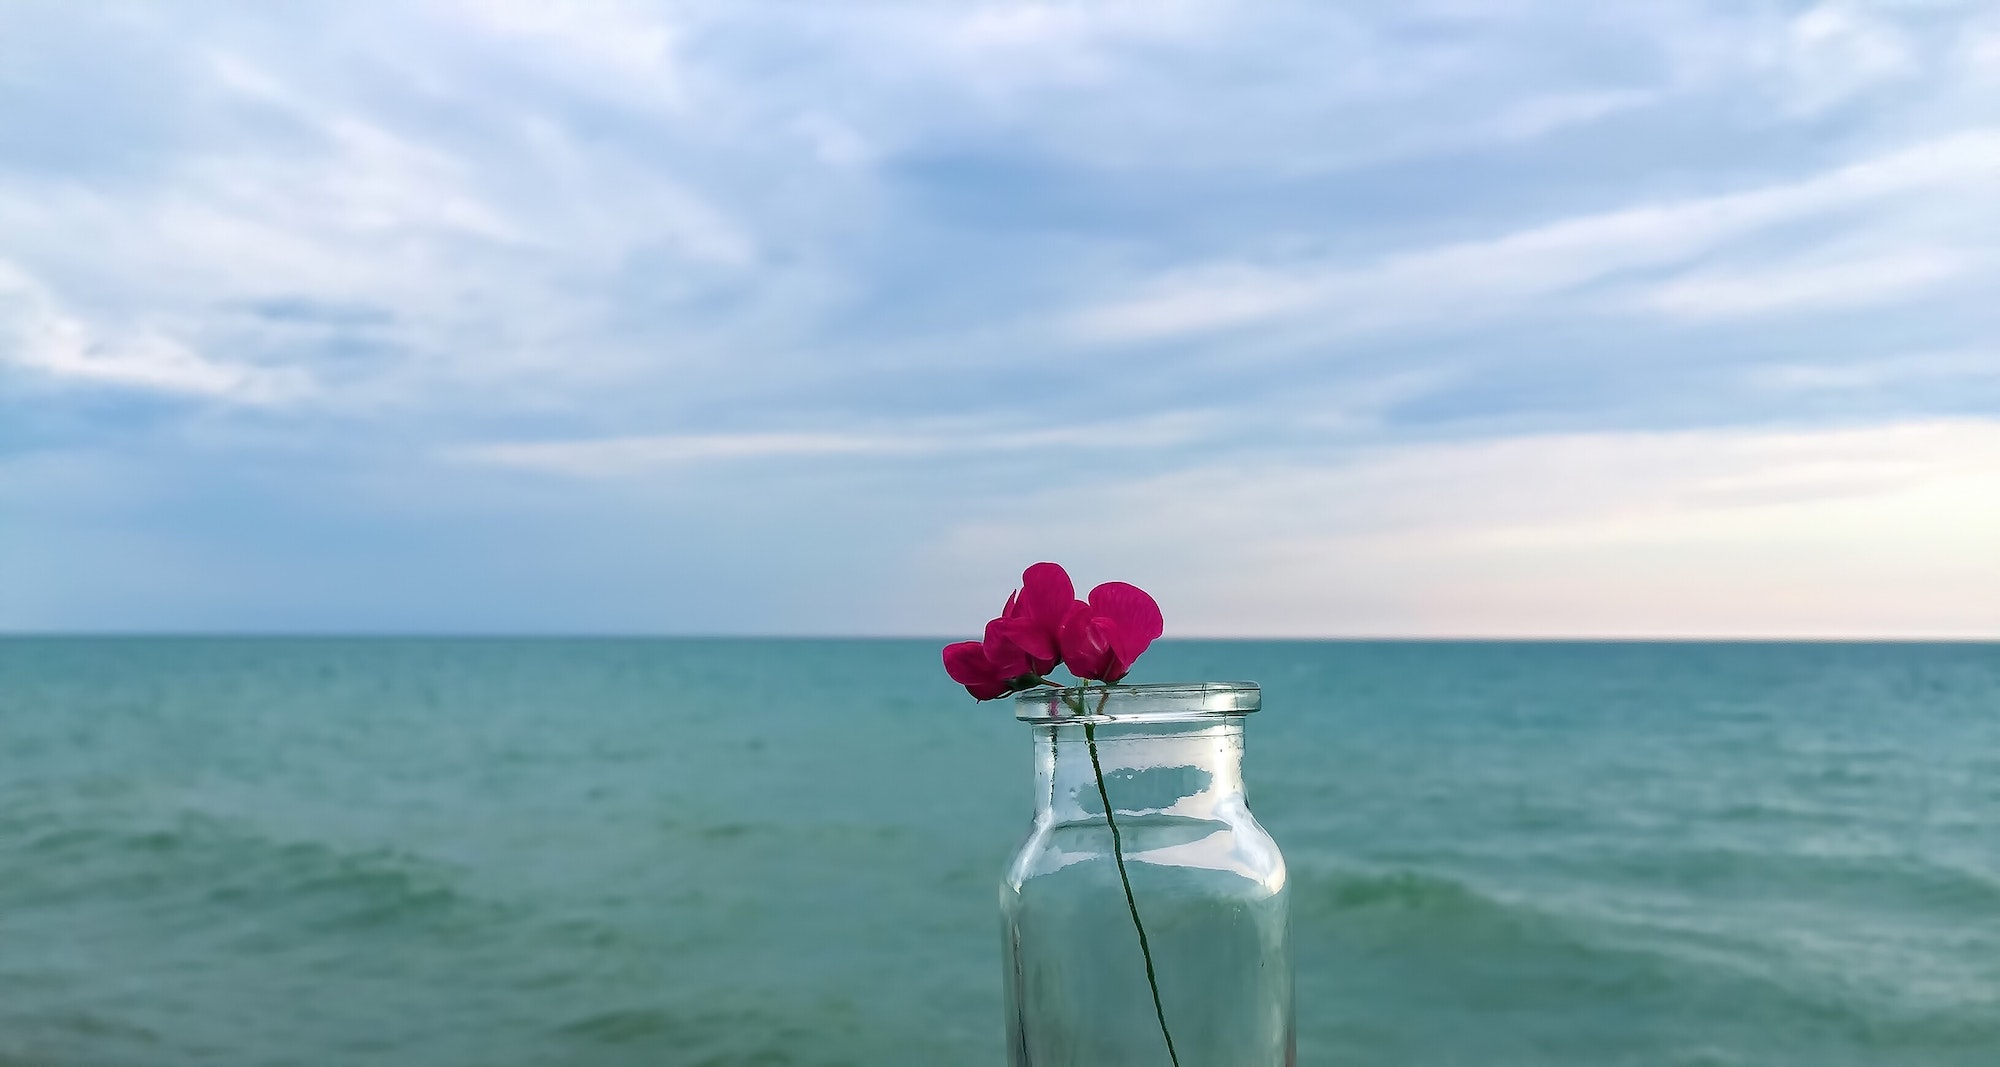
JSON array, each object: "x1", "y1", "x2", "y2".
[{"x1": 3, "y1": 1, "x2": 1998, "y2": 637}]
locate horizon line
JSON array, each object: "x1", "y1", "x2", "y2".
[{"x1": 2, "y1": 631, "x2": 1996, "y2": 644}]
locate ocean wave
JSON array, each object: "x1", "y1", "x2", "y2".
[
  {"x1": 1287, "y1": 862, "x2": 2000, "y2": 1053},
  {"x1": 0, "y1": 804, "x2": 503, "y2": 939},
  {"x1": 0, "y1": 1008, "x2": 164, "y2": 1067},
  {"x1": 1559, "y1": 844, "x2": 2000, "y2": 917},
  {"x1": 1291, "y1": 865, "x2": 1533, "y2": 924},
  {"x1": 555, "y1": 1003, "x2": 818, "y2": 1063},
  {"x1": 1284, "y1": 866, "x2": 1645, "y2": 977}
]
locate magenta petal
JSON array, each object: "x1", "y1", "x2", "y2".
[
  {"x1": 1059, "y1": 602, "x2": 1116, "y2": 681},
  {"x1": 1103, "y1": 624, "x2": 1145, "y2": 675},
  {"x1": 1101, "y1": 656, "x2": 1131, "y2": 684},
  {"x1": 1018, "y1": 563, "x2": 1075, "y2": 627},
  {"x1": 943, "y1": 641, "x2": 994, "y2": 684},
  {"x1": 1088, "y1": 583, "x2": 1162, "y2": 679},
  {"x1": 1005, "y1": 618, "x2": 1059, "y2": 666},
  {"x1": 943, "y1": 640, "x2": 1009, "y2": 700},
  {"x1": 1082, "y1": 620, "x2": 1119, "y2": 681},
  {"x1": 982, "y1": 618, "x2": 1033, "y2": 679},
  {"x1": 1088, "y1": 582, "x2": 1163, "y2": 643}
]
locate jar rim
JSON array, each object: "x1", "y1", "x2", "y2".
[{"x1": 1012, "y1": 680, "x2": 1260, "y2": 724}]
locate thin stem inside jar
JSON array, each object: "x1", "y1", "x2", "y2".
[{"x1": 1079, "y1": 682, "x2": 1181, "y2": 1067}]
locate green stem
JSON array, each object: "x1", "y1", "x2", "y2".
[{"x1": 1084, "y1": 713, "x2": 1181, "y2": 1067}]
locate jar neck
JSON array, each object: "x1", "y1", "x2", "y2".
[{"x1": 1031, "y1": 716, "x2": 1246, "y2": 824}]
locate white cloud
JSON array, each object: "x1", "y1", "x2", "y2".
[
  {"x1": 0, "y1": 31, "x2": 760, "y2": 412},
  {"x1": 454, "y1": 430, "x2": 913, "y2": 474},
  {"x1": 0, "y1": 261, "x2": 307, "y2": 403},
  {"x1": 936, "y1": 1, "x2": 1222, "y2": 91},
  {"x1": 790, "y1": 113, "x2": 873, "y2": 169},
  {"x1": 1484, "y1": 88, "x2": 1660, "y2": 141},
  {"x1": 1750, "y1": 349, "x2": 2000, "y2": 390},
  {"x1": 916, "y1": 419, "x2": 2000, "y2": 638},
  {"x1": 448, "y1": 410, "x2": 1215, "y2": 476},
  {"x1": 1067, "y1": 128, "x2": 2000, "y2": 344},
  {"x1": 1962, "y1": 22, "x2": 2000, "y2": 74},
  {"x1": 0, "y1": 114, "x2": 526, "y2": 312},
  {"x1": 1774, "y1": 4, "x2": 1916, "y2": 114},
  {"x1": 437, "y1": 0, "x2": 687, "y2": 111},
  {"x1": 1639, "y1": 247, "x2": 1968, "y2": 318}
]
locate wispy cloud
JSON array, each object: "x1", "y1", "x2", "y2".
[
  {"x1": 1772, "y1": 4, "x2": 1916, "y2": 115},
  {"x1": 1639, "y1": 248, "x2": 1969, "y2": 319},
  {"x1": 450, "y1": 412, "x2": 1216, "y2": 476},
  {"x1": 440, "y1": 0, "x2": 688, "y2": 111},
  {"x1": 1749, "y1": 350, "x2": 2000, "y2": 391},
  {"x1": 1, "y1": 260, "x2": 308, "y2": 403},
  {"x1": 1067, "y1": 128, "x2": 2000, "y2": 344}
]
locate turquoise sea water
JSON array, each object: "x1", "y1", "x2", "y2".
[{"x1": 2, "y1": 638, "x2": 1997, "y2": 1066}]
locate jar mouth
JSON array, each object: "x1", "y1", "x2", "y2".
[{"x1": 1013, "y1": 681, "x2": 1260, "y2": 724}]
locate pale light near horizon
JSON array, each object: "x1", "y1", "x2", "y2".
[{"x1": 913, "y1": 419, "x2": 2000, "y2": 640}]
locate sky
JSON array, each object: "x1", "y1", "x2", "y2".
[{"x1": 2, "y1": 1, "x2": 1998, "y2": 638}]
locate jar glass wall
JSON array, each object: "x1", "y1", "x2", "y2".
[{"x1": 1001, "y1": 683, "x2": 1292, "y2": 1067}]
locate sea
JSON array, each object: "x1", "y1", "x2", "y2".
[{"x1": 1, "y1": 638, "x2": 1996, "y2": 1066}]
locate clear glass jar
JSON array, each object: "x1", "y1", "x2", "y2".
[{"x1": 1001, "y1": 682, "x2": 1292, "y2": 1067}]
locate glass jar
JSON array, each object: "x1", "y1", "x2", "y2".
[{"x1": 1001, "y1": 682, "x2": 1292, "y2": 1067}]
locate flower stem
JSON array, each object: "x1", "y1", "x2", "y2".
[{"x1": 1083, "y1": 716, "x2": 1181, "y2": 1067}]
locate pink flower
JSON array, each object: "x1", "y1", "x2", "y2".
[
  {"x1": 943, "y1": 564, "x2": 1164, "y2": 697},
  {"x1": 1058, "y1": 582, "x2": 1164, "y2": 683},
  {"x1": 942, "y1": 641, "x2": 1012, "y2": 701},
  {"x1": 981, "y1": 562, "x2": 1074, "y2": 678}
]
